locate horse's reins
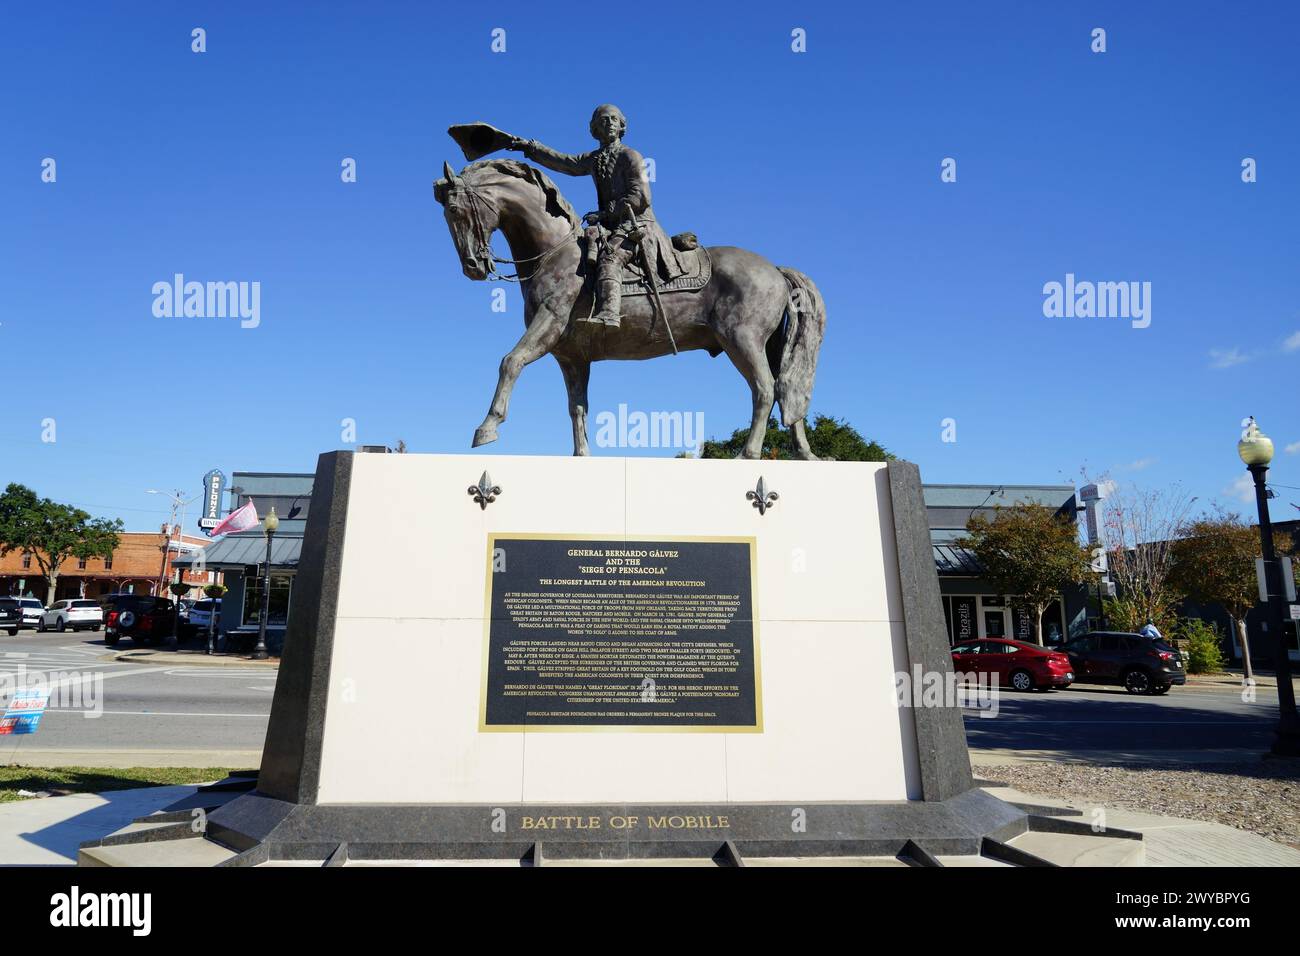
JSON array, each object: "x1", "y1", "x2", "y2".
[{"x1": 453, "y1": 180, "x2": 579, "y2": 282}]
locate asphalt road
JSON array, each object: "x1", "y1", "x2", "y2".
[
  {"x1": 0, "y1": 631, "x2": 1284, "y2": 767},
  {"x1": 0, "y1": 631, "x2": 272, "y2": 766},
  {"x1": 964, "y1": 679, "x2": 1280, "y2": 761}
]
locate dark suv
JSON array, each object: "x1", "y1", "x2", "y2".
[
  {"x1": 100, "y1": 594, "x2": 175, "y2": 647},
  {"x1": 1060, "y1": 631, "x2": 1186, "y2": 695},
  {"x1": 0, "y1": 598, "x2": 21, "y2": 636}
]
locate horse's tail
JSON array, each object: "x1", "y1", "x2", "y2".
[{"x1": 773, "y1": 267, "x2": 826, "y2": 426}]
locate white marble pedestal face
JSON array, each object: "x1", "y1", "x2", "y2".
[{"x1": 311, "y1": 453, "x2": 922, "y2": 806}]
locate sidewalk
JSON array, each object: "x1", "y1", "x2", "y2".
[
  {"x1": 1186, "y1": 669, "x2": 1283, "y2": 689},
  {"x1": 0, "y1": 784, "x2": 204, "y2": 866},
  {"x1": 983, "y1": 784, "x2": 1300, "y2": 866},
  {"x1": 99, "y1": 647, "x2": 279, "y2": 667}
]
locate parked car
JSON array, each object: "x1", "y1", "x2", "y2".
[
  {"x1": 1060, "y1": 631, "x2": 1186, "y2": 695},
  {"x1": 38, "y1": 599, "x2": 104, "y2": 632},
  {"x1": 0, "y1": 599, "x2": 21, "y2": 636},
  {"x1": 183, "y1": 599, "x2": 222, "y2": 638},
  {"x1": 16, "y1": 598, "x2": 44, "y2": 629},
  {"x1": 99, "y1": 594, "x2": 175, "y2": 647},
  {"x1": 951, "y1": 638, "x2": 1075, "y2": 691}
]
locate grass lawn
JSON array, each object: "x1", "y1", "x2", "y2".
[{"x1": 0, "y1": 765, "x2": 245, "y2": 802}]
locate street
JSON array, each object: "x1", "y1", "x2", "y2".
[
  {"x1": 0, "y1": 631, "x2": 1283, "y2": 768},
  {"x1": 0, "y1": 632, "x2": 271, "y2": 767},
  {"x1": 965, "y1": 681, "x2": 1279, "y2": 762}
]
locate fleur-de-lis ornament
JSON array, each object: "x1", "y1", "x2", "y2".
[
  {"x1": 468, "y1": 471, "x2": 502, "y2": 510},
  {"x1": 746, "y1": 476, "x2": 778, "y2": 515}
]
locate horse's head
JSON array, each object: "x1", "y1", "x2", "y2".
[
  {"x1": 434, "y1": 159, "x2": 579, "y2": 282},
  {"x1": 434, "y1": 160, "x2": 495, "y2": 280}
]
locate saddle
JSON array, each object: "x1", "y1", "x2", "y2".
[{"x1": 581, "y1": 227, "x2": 712, "y2": 296}]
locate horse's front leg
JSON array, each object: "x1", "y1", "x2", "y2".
[{"x1": 472, "y1": 307, "x2": 567, "y2": 448}]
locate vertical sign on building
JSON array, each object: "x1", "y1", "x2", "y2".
[
  {"x1": 952, "y1": 596, "x2": 977, "y2": 644},
  {"x1": 199, "y1": 469, "x2": 225, "y2": 535}
]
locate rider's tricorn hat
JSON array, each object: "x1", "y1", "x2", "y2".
[{"x1": 448, "y1": 123, "x2": 515, "y2": 162}]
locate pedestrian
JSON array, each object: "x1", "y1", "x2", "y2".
[{"x1": 1139, "y1": 618, "x2": 1163, "y2": 641}]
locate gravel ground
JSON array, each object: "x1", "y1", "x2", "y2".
[{"x1": 980, "y1": 760, "x2": 1300, "y2": 849}]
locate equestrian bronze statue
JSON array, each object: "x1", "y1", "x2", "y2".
[{"x1": 436, "y1": 105, "x2": 826, "y2": 459}]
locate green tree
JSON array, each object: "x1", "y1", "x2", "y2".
[
  {"x1": 0, "y1": 483, "x2": 123, "y2": 603},
  {"x1": 958, "y1": 503, "x2": 1091, "y2": 645},
  {"x1": 1176, "y1": 617, "x2": 1226, "y2": 675},
  {"x1": 697, "y1": 415, "x2": 893, "y2": 461},
  {"x1": 1168, "y1": 511, "x2": 1292, "y2": 679}
]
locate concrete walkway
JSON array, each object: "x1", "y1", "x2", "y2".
[
  {"x1": 0, "y1": 784, "x2": 202, "y2": 866},
  {"x1": 986, "y1": 784, "x2": 1300, "y2": 866}
]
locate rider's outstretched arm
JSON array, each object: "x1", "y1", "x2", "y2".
[{"x1": 518, "y1": 140, "x2": 593, "y2": 177}]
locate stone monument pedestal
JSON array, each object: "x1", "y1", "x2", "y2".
[{"x1": 89, "y1": 451, "x2": 1040, "y2": 864}]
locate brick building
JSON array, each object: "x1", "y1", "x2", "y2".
[{"x1": 0, "y1": 527, "x2": 214, "y2": 603}]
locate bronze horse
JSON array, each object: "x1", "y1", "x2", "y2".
[{"x1": 434, "y1": 159, "x2": 826, "y2": 459}]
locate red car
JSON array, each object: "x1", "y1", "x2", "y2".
[{"x1": 950, "y1": 639, "x2": 1074, "y2": 692}]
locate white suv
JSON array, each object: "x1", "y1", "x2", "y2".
[{"x1": 38, "y1": 599, "x2": 104, "y2": 632}]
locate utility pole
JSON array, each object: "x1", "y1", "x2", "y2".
[{"x1": 147, "y1": 490, "x2": 198, "y2": 596}]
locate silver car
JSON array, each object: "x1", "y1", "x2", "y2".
[{"x1": 38, "y1": 599, "x2": 104, "y2": 632}]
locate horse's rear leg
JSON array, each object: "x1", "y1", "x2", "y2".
[
  {"x1": 473, "y1": 310, "x2": 566, "y2": 447},
  {"x1": 790, "y1": 418, "x2": 821, "y2": 461},
  {"x1": 555, "y1": 354, "x2": 592, "y2": 456},
  {"x1": 721, "y1": 334, "x2": 775, "y2": 460}
]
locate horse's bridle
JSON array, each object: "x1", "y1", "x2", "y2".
[{"x1": 448, "y1": 179, "x2": 579, "y2": 283}]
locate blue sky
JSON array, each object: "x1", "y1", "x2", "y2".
[{"x1": 3, "y1": 1, "x2": 1298, "y2": 532}]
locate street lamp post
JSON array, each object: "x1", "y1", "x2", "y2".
[
  {"x1": 1237, "y1": 417, "x2": 1300, "y2": 756},
  {"x1": 252, "y1": 508, "x2": 278, "y2": 661}
]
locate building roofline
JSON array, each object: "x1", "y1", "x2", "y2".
[{"x1": 923, "y1": 483, "x2": 1076, "y2": 491}]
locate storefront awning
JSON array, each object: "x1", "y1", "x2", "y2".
[
  {"x1": 173, "y1": 535, "x2": 302, "y2": 570},
  {"x1": 933, "y1": 544, "x2": 983, "y2": 576}
]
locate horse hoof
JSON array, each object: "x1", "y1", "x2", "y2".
[{"x1": 472, "y1": 426, "x2": 498, "y2": 448}]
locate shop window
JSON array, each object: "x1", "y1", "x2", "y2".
[
  {"x1": 1041, "y1": 599, "x2": 1065, "y2": 645},
  {"x1": 243, "y1": 573, "x2": 293, "y2": 627}
]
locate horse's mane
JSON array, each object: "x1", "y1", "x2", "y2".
[{"x1": 463, "y1": 159, "x2": 579, "y2": 227}]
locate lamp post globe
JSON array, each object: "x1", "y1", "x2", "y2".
[{"x1": 1238, "y1": 416, "x2": 1274, "y2": 468}]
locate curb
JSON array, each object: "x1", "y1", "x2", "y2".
[
  {"x1": 101, "y1": 651, "x2": 279, "y2": 668},
  {"x1": 1185, "y1": 674, "x2": 1278, "y2": 689}
]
